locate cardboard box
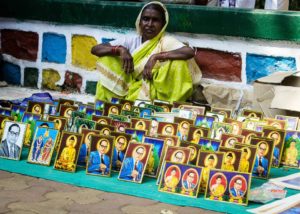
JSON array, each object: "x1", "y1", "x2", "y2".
[{"x1": 253, "y1": 71, "x2": 300, "y2": 118}]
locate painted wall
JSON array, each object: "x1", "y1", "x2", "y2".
[{"x1": 0, "y1": 18, "x2": 299, "y2": 96}]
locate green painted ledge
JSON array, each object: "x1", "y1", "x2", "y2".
[{"x1": 1, "y1": 0, "x2": 300, "y2": 42}]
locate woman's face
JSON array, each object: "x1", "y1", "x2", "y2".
[{"x1": 139, "y1": 8, "x2": 164, "y2": 41}]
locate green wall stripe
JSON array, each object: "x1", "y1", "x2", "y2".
[{"x1": 1, "y1": 0, "x2": 300, "y2": 42}]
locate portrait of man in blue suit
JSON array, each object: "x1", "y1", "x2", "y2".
[
  {"x1": 252, "y1": 142, "x2": 269, "y2": 177},
  {"x1": 177, "y1": 121, "x2": 189, "y2": 141},
  {"x1": 87, "y1": 138, "x2": 111, "y2": 175},
  {"x1": 269, "y1": 132, "x2": 281, "y2": 167},
  {"x1": 0, "y1": 123, "x2": 21, "y2": 159},
  {"x1": 32, "y1": 135, "x2": 44, "y2": 161},
  {"x1": 183, "y1": 171, "x2": 197, "y2": 190},
  {"x1": 112, "y1": 136, "x2": 127, "y2": 171},
  {"x1": 119, "y1": 145, "x2": 145, "y2": 182},
  {"x1": 230, "y1": 178, "x2": 244, "y2": 198}
]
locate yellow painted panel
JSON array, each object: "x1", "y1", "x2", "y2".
[{"x1": 42, "y1": 69, "x2": 61, "y2": 90}]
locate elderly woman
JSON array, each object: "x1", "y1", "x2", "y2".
[{"x1": 91, "y1": 1, "x2": 201, "y2": 102}]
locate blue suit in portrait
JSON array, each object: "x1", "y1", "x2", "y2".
[
  {"x1": 112, "y1": 148, "x2": 125, "y2": 170},
  {"x1": 253, "y1": 155, "x2": 268, "y2": 177},
  {"x1": 183, "y1": 180, "x2": 196, "y2": 190},
  {"x1": 0, "y1": 140, "x2": 20, "y2": 159},
  {"x1": 32, "y1": 137, "x2": 44, "y2": 161},
  {"x1": 78, "y1": 143, "x2": 87, "y2": 166},
  {"x1": 230, "y1": 187, "x2": 244, "y2": 197},
  {"x1": 119, "y1": 157, "x2": 143, "y2": 181},
  {"x1": 273, "y1": 146, "x2": 279, "y2": 166},
  {"x1": 87, "y1": 151, "x2": 110, "y2": 175}
]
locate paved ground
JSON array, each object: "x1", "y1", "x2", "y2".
[{"x1": 0, "y1": 170, "x2": 220, "y2": 214}]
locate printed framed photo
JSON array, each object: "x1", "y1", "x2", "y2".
[
  {"x1": 262, "y1": 127, "x2": 285, "y2": 167},
  {"x1": 0, "y1": 108, "x2": 12, "y2": 116},
  {"x1": 119, "y1": 99, "x2": 134, "y2": 111},
  {"x1": 11, "y1": 105, "x2": 26, "y2": 122},
  {"x1": 95, "y1": 99, "x2": 106, "y2": 110},
  {"x1": 234, "y1": 143, "x2": 257, "y2": 173},
  {"x1": 264, "y1": 118, "x2": 287, "y2": 130},
  {"x1": 33, "y1": 120, "x2": 55, "y2": 142},
  {"x1": 125, "y1": 128, "x2": 147, "y2": 143},
  {"x1": 219, "y1": 147, "x2": 242, "y2": 172},
  {"x1": 180, "y1": 141, "x2": 201, "y2": 165},
  {"x1": 197, "y1": 151, "x2": 224, "y2": 192},
  {"x1": 21, "y1": 112, "x2": 42, "y2": 146},
  {"x1": 144, "y1": 103, "x2": 164, "y2": 113},
  {"x1": 86, "y1": 107, "x2": 103, "y2": 120},
  {"x1": 86, "y1": 135, "x2": 114, "y2": 177},
  {"x1": 103, "y1": 103, "x2": 122, "y2": 116},
  {"x1": 205, "y1": 169, "x2": 251, "y2": 206},
  {"x1": 157, "y1": 134, "x2": 179, "y2": 147},
  {"x1": 0, "y1": 121, "x2": 27, "y2": 160},
  {"x1": 77, "y1": 129, "x2": 101, "y2": 167},
  {"x1": 241, "y1": 129, "x2": 263, "y2": 144},
  {"x1": 133, "y1": 99, "x2": 152, "y2": 108},
  {"x1": 187, "y1": 126, "x2": 210, "y2": 144},
  {"x1": 174, "y1": 117, "x2": 194, "y2": 141},
  {"x1": 275, "y1": 115, "x2": 298, "y2": 131},
  {"x1": 71, "y1": 118, "x2": 96, "y2": 133},
  {"x1": 92, "y1": 115, "x2": 112, "y2": 125},
  {"x1": 211, "y1": 122, "x2": 233, "y2": 140},
  {"x1": 27, "y1": 127, "x2": 59, "y2": 165},
  {"x1": 111, "y1": 121, "x2": 131, "y2": 133},
  {"x1": 205, "y1": 112, "x2": 225, "y2": 123},
  {"x1": 110, "y1": 97, "x2": 119, "y2": 104},
  {"x1": 179, "y1": 105, "x2": 205, "y2": 120},
  {"x1": 109, "y1": 114, "x2": 130, "y2": 122},
  {"x1": 175, "y1": 109, "x2": 193, "y2": 120},
  {"x1": 157, "y1": 122, "x2": 178, "y2": 136},
  {"x1": 54, "y1": 131, "x2": 83, "y2": 172},
  {"x1": 199, "y1": 138, "x2": 221, "y2": 151},
  {"x1": 220, "y1": 133, "x2": 245, "y2": 149},
  {"x1": 44, "y1": 104, "x2": 57, "y2": 117},
  {"x1": 47, "y1": 116, "x2": 67, "y2": 131},
  {"x1": 0, "y1": 115, "x2": 14, "y2": 140},
  {"x1": 110, "y1": 132, "x2": 132, "y2": 171},
  {"x1": 159, "y1": 162, "x2": 203, "y2": 198},
  {"x1": 132, "y1": 107, "x2": 153, "y2": 118},
  {"x1": 224, "y1": 118, "x2": 242, "y2": 135},
  {"x1": 153, "y1": 102, "x2": 173, "y2": 112},
  {"x1": 153, "y1": 112, "x2": 176, "y2": 122},
  {"x1": 281, "y1": 130, "x2": 300, "y2": 168},
  {"x1": 95, "y1": 124, "x2": 115, "y2": 136},
  {"x1": 249, "y1": 136, "x2": 274, "y2": 179},
  {"x1": 59, "y1": 104, "x2": 78, "y2": 118},
  {"x1": 172, "y1": 101, "x2": 192, "y2": 109},
  {"x1": 67, "y1": 111, "x2": 86, "y2": 131},
  {"x1": 57, "y1": 98, "x2": 75, "y2": 112},
  {"x1": 131, "y1": 118, "x2": 151, "y2": 132},
  {"x1": 78, "y1": 104, "x2": 89, "y2": 113},
  {"x1": 211, "y1": 107, "x2": 232, "y2": 119},
  {"x1": 143, "y1": 137, "x2": 166, "y2": 178},
  {"x1": 118, "y1": 142, "x2": 153, "y2": 183},
  {"x1": 27, "y1": 101, "x2": 45, "y2": 115},
  {"x1": 241, "y1": 109, "x2": 263, "y2": 119},
  {"x1": 120, "y1": 110, "x2": 139, "y2": 119},
  {"x1": 242, "y1": 118, "x2": 259, "y2": 131},
  {"x1": 194, "y1": 115, "x2": 215, "y2": 129}
]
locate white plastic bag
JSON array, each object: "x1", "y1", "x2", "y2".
[{"x1": 265, "y1": 0, "x2": 289, "y2": 10}]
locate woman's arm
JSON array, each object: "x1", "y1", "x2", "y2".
[
  {"x1": 143, "y1": 46, "x2": 195, "y2": 80},
  {"x1": 91, "y1": 44, "x2": 134, "y2": 74}
]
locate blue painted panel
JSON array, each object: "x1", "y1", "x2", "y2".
[
  {"x1": 42, "y1": 33, "x2": 66, "y2": 63},
  {"x1": 101, "y1": 38, "x2": 115, "y2": 44},
  {"x1": 246, "y1": 54, "x2": 297, "y2": 83},
  {"x1": 1, "y1": 61, "x2": 21, "y2": 85}
]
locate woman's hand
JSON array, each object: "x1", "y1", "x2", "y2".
[
  {"x1": 143, "y1": 54, "x2": 157, "y2": 80},
  {"x1": 118, "y1": 47, "x2": 134, "y2": 74}
]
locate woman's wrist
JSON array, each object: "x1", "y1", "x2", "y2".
[
  {"x1": 158, "y1": 52, "x2": 168, "y2": 61},
  {"x1": 111, "y1": 45, "x2": 121, "y2": 55}
]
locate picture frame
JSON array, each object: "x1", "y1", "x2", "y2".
[
  {"x1": 199, "y1": 137, "x2": 221, "y2": 152},
  {"x1": 86, "y1": 135, "x2": 114, "y2": 177},
  {"x1": 21, "y1": 112, "x2": 42, "y2": 146},
  {"x1": 103, "y1": 103, "x2": 122, "y2": 116},
  {"x1": 211, "y1": 107, "x2": 232, "y2": 119},
  {"x1": 120, "y1": 110, "x2": 139, "y2": 119},
  {"x1": 224, "y1": 118, "x2": 243, "y2": 135},
  {"x1": 158, "y1": 162, "x2": 203, "y2": 198},
  {"x1": 47, "y1": 115, "x2": 67, "y2": 131},
  {"x1": 131, "y1": 118, "x2": 151, "y2": 132},
  {"x1": 194, "y1": 115, "x2": 215, "y2": 129},
  {"x1": 133, "y1": 99, "x2": 152, "y2": 108},
  {"x1": 0, "y1": 108, "x2": 12, "y2": 116},
  {"x1": 180, "y1": 141, "x2": 202, "y2": 165},
  {"x1": 125, "y1": 128, "x2": 147, "y2": 143},
  {"x1": 219, "y1": 147, "x2": 242, "y2": 172},
  {"x1": 54, "y1": 131, "x2": 83, "y2": 172},
  {"x1": 11, "y1": 105, "x2": 26, "y2": 122},
  {"x1": 220, "y1": 133, "x2": 245, "y2": 148},
  {"x1": 27, "y1": 101, "x2": 45, "y2": 115},
  {"x1": 234, "y1": 143, "x2": 257, "y2": 174},
  {"x1": 108, "y1": 114, "x2": 130, "y2": 122},
  {"x1": 241, "y1": 129, "x2": 263, "y2": 144},
  {"x1": 157, "y1": 122, "x2": 178, "y2": 136},
  {"x1": 281, "y1": 130, "x2": 300, "y2": 168},
  {"x1": 187, "y1": 126, "x2": 210, "y2": 143},
  {"x1": 241, "y1": 109, "x2": 263, "y2": 120},
  {"x1": 275, "y1": 115, "x2": 298, "y2": 131},
  {"x1": 172, "y1": 101, "x2": 192, "y2": 109},
  {"x1": 0, "y1": 115, "x2": 14, "y2": 140},
  {"x1": 86, "y1": 107, "x2": 103, "y2": 120},
  {"x1": 44, "y1": 103, "x2": 57, "y2": 117},
  {"x1": 210, "y1": 122, "x2": 233, "y2": 140},
  {"x1": 71, "y1": 118, "x2": 96, "y2": 133},
  {"x1": 59, "y1": 104, "x2": 78, "y2": 118},
  {"x1": 174, "y1": 117, "x2": 194, "y2": 142},
  {"x1": 95, "y1": 123, "x2": 115, "y2": 136},
  {"x1": 92, "y1": 115, "x2": 112, "y2": 125},
  {"x1": 119, "y1": 99, "x2": 134, "y2": 111},
  {"x1": 144, "y1": 103, "x2": 164, "y2": 113},
  {"x1": 95, "y1": 99, "x2": 106, "y2": 110},
  {"x1": 153, "y1": 102, "x2": 173, "y2": 112},
  {"x1": 67, "y1": 111, "x2": 86, "y2": 131},
  {"x1": 157, "y1": 134, "x2": 179, "y2": 147},
  {"x1": 205, "y1": 112, "x2": 225, "y2": 123},
  {"x1": 0, "y1": 121, "x2": 27, "y2": 160},
  {"x1": 264, "y1": 118, "x2": 287, "y2": 130},
  {"x1": 118, "y1": 142, "x2": 153, "y2": 183},
  {"x1": 179, "y1": 105, "x2": 205, "y2": 119},
  {"x1": 111, "y1": 121, "x2": 131, "y2": 133},
  {"x1": 27, "y1": 127, "x2": 59, "y2": 165}
]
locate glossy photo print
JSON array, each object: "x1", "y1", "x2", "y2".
[{"x1": 282, "y1": 131, "x2": 300, "y2": 168}]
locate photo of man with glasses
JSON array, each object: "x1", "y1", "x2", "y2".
[
  {"x1": 112, "y1": 136, "x2": 127, "y2": 171},
  {"x1": 0, "y1": 122, "x2": 26, "y2": 160},
  {"x1": 253, "y1": 141, "x2": 269, "y2": 177},
  {"x1": 230, "y1": 178, "x2": 245, "y2": 198}
]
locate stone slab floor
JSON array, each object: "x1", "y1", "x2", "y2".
[{"x1": 0, "y1": 170, "x2": 220, "y2": 214}]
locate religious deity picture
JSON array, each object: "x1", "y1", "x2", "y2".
[
  {"x1": 27, "y1": 127, "x2": 59, "y2": 165},
  {"x1": 179, "y1": 105, "x2": 205, "y2": 120},
  {"x1": 43, "y1": 104, "x2": 57, "y2": 117},
  {"x1": 0, "y1": 108, "x2": 11, "y2": 117},
  {"x1": 92, "y1": 115, "x2": 112, "y2": 125},
  {"x1": 157, "y1": 122, "x2": 178, "y2": 137},
  {"x1": 194, "y1": 115, "x2": 215, "y2": 129},
  {"x1": 205, "y1": 112, "x2": 225, "y2": 123},
  {"x1": 220, "y1": 133, "x2": 245, "y2": 148},
  {"x1": 275, "y1": 115, "x2": 299, "y2": 131},
  {"x1": 111, "y1": 121, "x2": 131, "y2": 133},
  {"x1": 132, "y1": 106, "x2": 153, "y2": 118},
  {"x1": 131, "y1": 118, "x2": 151, "y2": 132},
  {"x1": 262, "y1": 127, "x2": 285, "y2": 167},
  {"x1": 205, "y1": 169, "x2": 251, "y2": 206},
  {"x1": 157, "y1": 134, "x2": 179, "y2": 147},
  {"x1": 0, "y1": 121, "x2": 27, "y2": 160},
  {"x1": 21, "y1": 112, "x2": 42, "y2": 146},
  {"x1": 224, "y1": 118, "x2": 243, "y2": 135},
  {"x1": 234, "y1": 143, "x2": 257, "y2": 173},
  {"x1": 241, "y1": 109, "x2": 263, "y2": 120},
  {"x1": 159, "y1": 162, "x2": 202, "y2": 198},
  {"x1": 143, "y1": 137, "x2": 165, "y2": 178},
  {"x1": 242, "y1": 118, "x2": 259, "y2": 131},
  {"x1": 199, "y1": 137, "x2": 221, "y2": 152},
  {"x1": 57, "y1": 98, "x2": 75, "y2": 113},
  {"x1": 47, "y1": 116, "x2": 67, "y2": 131},
  {"x1": 27, "y1": 101, "x2": 45, "y2": 115},
  {"x1": 282, "y1": 131, "x2": 300, "y2": 168},
  {"x1": 77, "y1": 129, "x2": 101, "y2": 168},
  {"x1": 125, "y1": 128, "x2": 147, "y2": 143},
  {"x1": 211, "y1": 122, "x2": 233, "y2": 140},
  {"x1": 211, "y1": 107, "x2": 232, "y2": 119},
  {"x1": 108, "y1": 114, "x2": 130, "y2": 122},
  {"x1": 119, "y1": 99, "x2": 134, "y2": 111},
  {"x1": 110, "y1": 132, "x2": 132, "y2": 171},
  {"x1": 187, "y1": 126, "x2": 210, "y2": 144},
  {"x1": 174, "y1": 117, "x2": 194, "y2": 142},
  {"x1": 11, "y1": 105, "x2": 26, "y2": 122},
  {"x1": 118, "y1": 142, "x2": 153, "y2": 183},
  {"x1": 103, "y1": 103, "x2": 122, "y2": 116},
  {"x1": 133, "y1": 99, "x2": 151, "y2": 108},
  {"x1": 67, "y1": 111, "x2": 86, "y2": 131},
  {"x1": 180, "y1": 141, "x2": 202, "y2": 165},
  {"x1": 241, "y1": 129, "x2": 263, "y2": 144},
  {"x1": 95, "y1": 99, "x2": 106, "y2": 110},
  {"x1": 120, "y1": 110, "x2": 139, "y2": 118},
  {"x1": 172, "y1": 101, "x2": 192, "y2": 109},
  {"x1": 59, "y1": 105, "x2": 79, "y2": 120},
  {"x1": 85, "y1": 107, "x2": 103, "y2": 120},
  {"x1": 249, "y1": 136, "x2": 274, "y2": 179},
  {"x1": 54, "y1": 132, "x2": 83, "y2": 172},
  {"x1": 219, "y1": 147, "x2": 242, "y2": 172},
  {"x1": 263, "y1": 118, "x2": 286, "y2": 130},
  {"x1": 86, "y1": 135, "x2": 114, "y2": 177},
  {"x1": 71, "y1": 118, "x2": 96, "y2": 133},
  {"x1": 144, "y1": 103, "x2": 164, "y2": 113},
  {"x1": 153, "y1": 102, "x2": 173, "y2": 112},
  {"x1": 95, "y1": 124, "x2": 115, "y2": 136}
]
